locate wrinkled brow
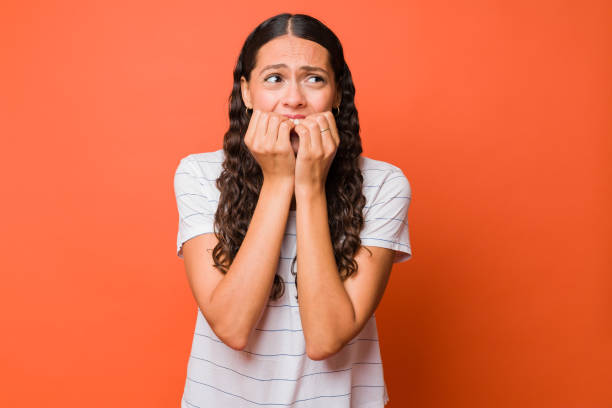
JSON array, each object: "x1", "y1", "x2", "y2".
[{"x1": 259, "y1": 63, "x2": 328, "y2": 75}]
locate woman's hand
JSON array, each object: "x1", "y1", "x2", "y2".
[
  {"x1": 293, "y1": 111, "x2": 340, "y2": 194},
  {"x1": 244, "y1": 109, "x2": 296, "y2": 184}
]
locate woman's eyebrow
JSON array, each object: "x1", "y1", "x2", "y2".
[{"x1": 259, "y1": 63, "x2": 328, "y2": 75}]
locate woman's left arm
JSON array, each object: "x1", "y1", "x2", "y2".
[
  {"x1": 295, "y1": 187, "x2": 395, "y2": 361},
  {"x1": 293, "y1": 112, "x2": 395, "y2": 361}
]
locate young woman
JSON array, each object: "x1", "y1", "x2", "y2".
[{"x1": 174, "y1": 13, "x2": 412, "y2": 408}]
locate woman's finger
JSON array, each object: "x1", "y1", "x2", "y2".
[
  {"x1": 277, "y1": 119, "x2": 294, "y2": 152},
  {"x1": 313, "y1": 114, "x2": 335, "y2": 154},
  {"x1": 253, "y1": 111, "x2": 271, "y2": 150},
  {"x1": 265, "y1": 114, "x2": 282, "y2": 151},
  {"x1": 304, "y1": 117, "x2": 323, "y2": 155},
  {"x1": 294, "y1": 123, "x2": 311, "y2": 155},
  {"x1": 322, "y1": 111, "x2": 340, "y2": 147},
  {"x1": 244, "y1": 109, "x2": 261, "y2": 146}
]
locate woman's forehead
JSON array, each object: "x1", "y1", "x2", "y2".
[{"x1": 254, "y1": 36, "x2": 330, "y2": 73}]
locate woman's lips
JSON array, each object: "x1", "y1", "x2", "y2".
[{"x1": 283, "y1": 114, "x2": 305, "y2": 126}]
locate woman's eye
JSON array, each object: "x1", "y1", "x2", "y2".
[
  {"x1": 265, "y1": 75, "x2": 325, "y2": 84},
  {"x1": 265, "y1": 75, "x2": 281, "y2": 83}
]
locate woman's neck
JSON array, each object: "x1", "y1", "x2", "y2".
[{"x1": 290, "y1": 195, "x2": 296, "y2": 211}]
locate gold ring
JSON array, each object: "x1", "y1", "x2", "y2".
[{"x1": 320, "y1": 128, "x2": 330, "y2": 133}]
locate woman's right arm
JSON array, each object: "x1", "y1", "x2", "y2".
[{"x1": 181, "y1": 111, "x2": 296, "y2": 350}]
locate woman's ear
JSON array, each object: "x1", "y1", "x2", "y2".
[
  {"x1": 240, "y1": 76, "x2": 252, "y2": 108},
  {"x1": 335, "y1": 85, "x2": 342, "y2": 108}
]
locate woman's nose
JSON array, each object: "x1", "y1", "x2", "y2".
[{"x1": 282, "y1": 81, "x2": 306, "y2": 108}]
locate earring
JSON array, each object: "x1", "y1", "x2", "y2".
[{"x1": 245, "y1": 106, "x2": 253, "y2": 115}]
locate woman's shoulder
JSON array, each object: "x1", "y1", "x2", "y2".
[
  {"x1": 179, "y1": 148, "x2": 225, "y2": 165},
  {"x1": 358, "y1": 155, "x2": 407, "y2": 180},
  {"x1": 174, "y1": 148, "x2": 225, "y2": 195},
  {"x1": 176, "y1": 148, "x2": 224, "y2": 174},
  {"x1": 358, "y1": 154, "x2": 411, "y2": 199}
]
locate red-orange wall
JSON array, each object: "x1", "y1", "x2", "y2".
[{"x1": 1, "y1": 1, "x2": 610, "y2": 406}]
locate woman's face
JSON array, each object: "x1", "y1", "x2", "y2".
[{"x1": 241, "y1": 35, "x2": 341, "y2": 151}]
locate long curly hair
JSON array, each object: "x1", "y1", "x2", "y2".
[{"x1": 211, "y1": 13, "x2": 370, "y2": 301}]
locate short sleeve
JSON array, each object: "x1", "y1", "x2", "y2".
[
  {"x1": 173, "y1": 157, "x2": 217, "y2": 258},
  {"x1": 359, "y1": 170, "x2": 413, "y2": 263}
]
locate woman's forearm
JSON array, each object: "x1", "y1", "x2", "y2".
[
  {"x1": 295, "y1": 187, "x2": 356, "y2": 360},
  {"x1": 208, "y1": 177, "x2": 294, "y2": 349}
]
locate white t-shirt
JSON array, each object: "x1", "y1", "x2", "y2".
[{"x1": 174, "y1": 148, "x2": 412, "y2": 407}]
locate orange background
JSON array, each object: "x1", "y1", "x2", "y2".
[{"x1": 1, "y1": 1, "x2": 610, "y2": 406}]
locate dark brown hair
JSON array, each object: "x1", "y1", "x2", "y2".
[{"x1": 211, "y1": 13, "x2": 370, "y2": 301}]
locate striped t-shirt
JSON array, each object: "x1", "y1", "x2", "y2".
[{"x1": 174, "y1": 148, "x2": 412, "y2": 407}]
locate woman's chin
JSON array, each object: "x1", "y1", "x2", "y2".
[{"x1": 290, "y1": 132, "x2": 299, "y2": 155}]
